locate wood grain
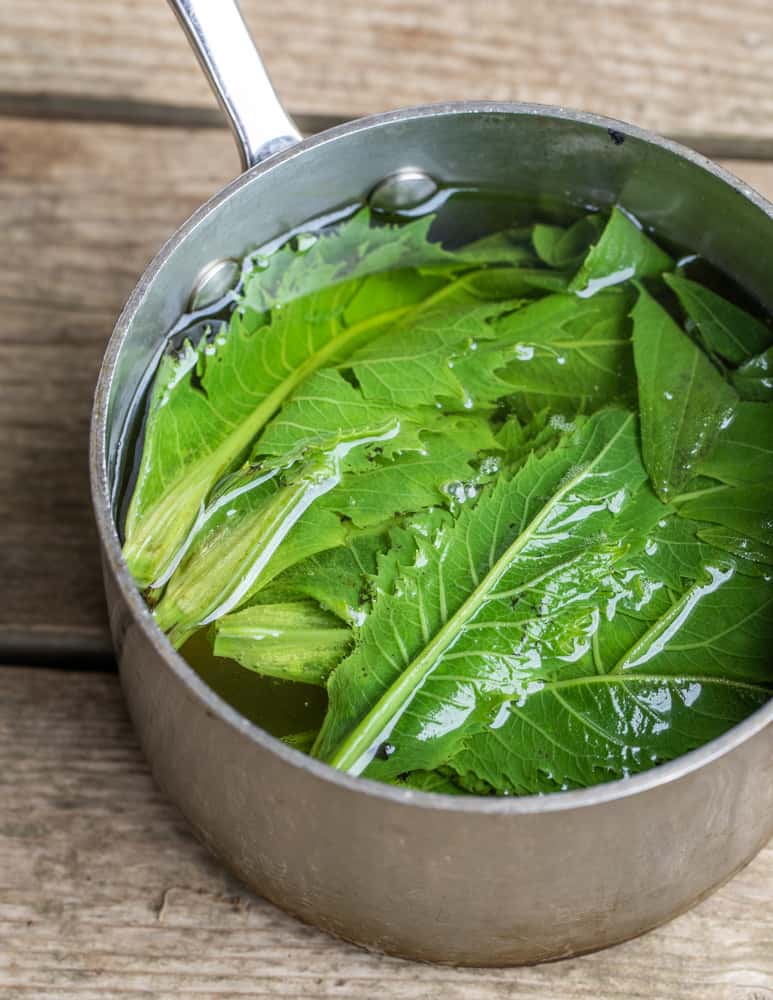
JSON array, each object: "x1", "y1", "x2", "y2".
[
  {"x1": 2, "y1": 0, "x2": 773, "y2": 152},
  {"x1": 1, "y1": 115, "x2": 772, "y2": 655},
  {"x1": 0, "y1": 118, "x2": 234, "y2": 656},
  {"x1": 0, "y1": 666, "x2": 771, "y2": 999}
]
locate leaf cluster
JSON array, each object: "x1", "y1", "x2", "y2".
[{"x1": 124, "y1": 205, "x2": 773, "y2": 795}]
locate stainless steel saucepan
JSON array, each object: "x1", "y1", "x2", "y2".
[{"x1": 89, "y1": 0, "x2": 773, "y2": 965}]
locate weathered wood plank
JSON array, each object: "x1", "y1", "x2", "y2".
[
  {"x1": 2, "y1": 0, "x2": 773, "y2": 152},
  {"x1": 1, "y1": 116, "x2": 772, "y2": 654},
  {"x1": 0, "y1": 118, "x2": 234, "y2": 655},
  {"x1": 0, "y1": 666, "x2": 771, "y2": 998}
]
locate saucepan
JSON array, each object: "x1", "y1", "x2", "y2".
[{"x1": 89, "y1": 0, "x2": 773, "y2": 965}]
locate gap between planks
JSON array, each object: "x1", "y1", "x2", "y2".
[{"x1": 3, "y1": 91, "x2": 773, "y2": 162}]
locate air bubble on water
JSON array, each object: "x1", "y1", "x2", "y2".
[
  {"x1": 479, "y1": 455, "x2": 501, "y2": 476},
  {"x1": 549, "y1": 414, "x2": 574, "y2": 432},
  {"x1": 347, "y1": 606, "x2": 367, "y2": 627},
  {"x1": 442, "y1": 481, "x2": 467, "y2": 504},
  {"x1": 719, "y1": 411, "x2": 735, "y2": 430},
  {"x1": 514, "y1": 343, "x2": 534, "y2": 361}
]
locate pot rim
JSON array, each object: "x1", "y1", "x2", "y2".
[{"x1": 90, "y1": 99, "x2": 773, "y2": 816}]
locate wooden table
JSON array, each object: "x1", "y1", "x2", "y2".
[{"x1": 1, "y1": 3, "x2": 772, "y2": 996}]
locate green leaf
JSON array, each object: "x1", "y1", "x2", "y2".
[
  {"x1": 569, "y1": 207, "x2": 673, "y2": 296},
  {"x1": 241, "y1": 208, "x2": 454, "y2": 312},
  {"x1": 152, "y1": 370, "x2": 495, "y2": 642},
  {"x1": 676, "y1": 483, "x2": 773, "y2": 547},
  {"x1": 732, "y1": 347, "x2": 773, "y2": 401},
  {"x1": 321, "y1": 429, "x2": 492, "y2": 528},
  {"x1": 212, "y1": 601, "x2": 352, "y2": 685},
  {"x1": 153, "y1": 448, "x2": 351, "y2": 646},
  {"x1": 532, "y1": 215, "x2": 604, "y2": 268},
  {"x1": 632, "y1": 286, "x2": 738, "y2": 500},
  {"x1": 453, "y1": 228, "x2": 536, "y2": 265},
  {"x1": 495, "y1": 409, "x2": 570, "y2": 470},
  {"x1": 252, "y1": 368, "x2": 433, "y2": 461},
  {"x1": 698, "y1": 402, "x2": 773, "y2": 486},
  {"x1": 314, "y1": 409, "x2": 650, "y2": 772},
  {"x1": 444, "y1": 513, "x2": 773, "y2": 793},
  {"x1": 489, "y1": 289, "x2": 634, "y2": 413},
  {"x1": 252, "y1": 368, "x2": 499, "y2": 527},
  {"x1": 453, "y1": 568, "x2": 772, "y2": 793},
  {"x1": 696, "y1": 527, "x2": 773, "y2": 568},
  {"x1": 675, "y1": 482, "x2": 773, "y2": 568},
  {"x1": 398, "y1": 770, "x2": 466, "y2": 795},
  {"x1": 313, "y1": 397, "x2": 772, "y2": 791},
  {"x1": 123, "y1": 211, "x2": 453, "y2": 588},
  {"x1": 257, "y1": 530, "x2": 390, "y2": 624},
  {"x1": 464, "y1": 268, "x2": 571, "y2": 299},
  {"x1": 663, "y1": 274, "x2": 772, "y2": 365},
  {"x1": 346, "y1": 287, "x2": 520, "y2": 410}
]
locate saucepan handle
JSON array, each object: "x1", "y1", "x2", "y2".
[{"x1": 168, "y1": 0, "x2": 302, "y2": 169}]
